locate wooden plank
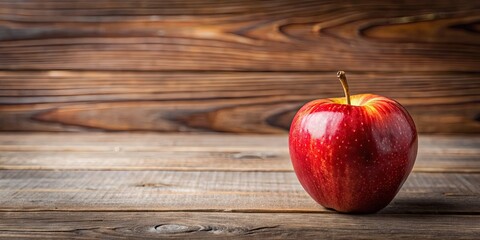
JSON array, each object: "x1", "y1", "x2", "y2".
[
  {"x1": 0, "y1": 134, "x2": 478, "y2": 172},
  {"x1": 0, "y1": 170, "x2": 478, "y2": 214},
  {"x1": 0, "y1": 149, "x2": 478, "y2": 173},
  {"x1": 0, "y1": 150, "x2": 291, "y2": 171},
  {"x1": 0, "y1": 212, "x2": 478, "y2": 239},
  {"x1": 0, "y1": 1, "x2": 478, "y2": 71},
  {"x1": 0, "y1": 133, "x2": 478, "y2": 150},
  {"x1": 0, "y1": 132, "x2": 287, "y2": 149},
  {"x1": 1, "y1": 71, "x2": 479, "y2": 133}
]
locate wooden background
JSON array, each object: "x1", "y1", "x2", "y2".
[{"x1": 0, "y1": 0, "x2": 479, "y2": 134}]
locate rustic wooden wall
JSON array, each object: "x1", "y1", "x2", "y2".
[{"x1": 0, "y1": 1, "x2": 479, "y2": 134}]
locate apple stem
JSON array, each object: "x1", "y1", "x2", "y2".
[{"x1": 337, "y1": 71, "x2": 351, "y2": 105}]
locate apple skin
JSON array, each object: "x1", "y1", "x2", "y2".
[{"x1": 289, "y1": 94, "x2": 417, "y2": 213}]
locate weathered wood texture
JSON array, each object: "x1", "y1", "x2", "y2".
[
  {"x1": 0, "y1": 133, "x2": 479, "y2": 239},
  {"x1": 0, "y1": 1, "x2": 479, "y2": 71},
  {"x1": 0, "y1": 134, "x2": 479, "y2": 214},
  {"x1": 1, "y1": 149, "x2": 478, "y2": 172},
  {"x1": 1, "y1": 132, "x2": 478, "y2": 149},
  {"x1": 0, "y1": 133, "x2": 479, "y2": 172},
  {"x1": 1, "y1": 71, "x2": 479, "y2": 133},
  {"x1": 1, "y1": 212, "x2": 479, "y2": 239},
  {"x1": 1, "y1": 170, "x2": 479, "y2": 214}
]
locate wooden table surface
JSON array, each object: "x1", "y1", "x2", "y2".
[{"x1": 0, "y1": 133, "x2": 479, "y2": 239}]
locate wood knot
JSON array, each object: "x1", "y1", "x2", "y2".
[
  {"x1": 154, "y1": 224, "x2": 200, "y2": 234},
  {"x1": 135, "y1": 182, "x2": 171, "y2": 188},
  {"x1": 152, "y1": 224, "x2": 280, "y2": 235},
  {"x1": 231, "y1": 152, "x2": 277, "y2": 160}
]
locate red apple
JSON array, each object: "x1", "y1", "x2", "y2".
[{"x1": 289, "y1": 71, "x2": 418, "y2": 213}]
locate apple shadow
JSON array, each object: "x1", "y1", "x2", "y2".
[
  {"x1": 378, "y1": 197, "x2": 466, "y2": 215},
  {"x1": 320, "y1": 197, "x2": 467, "y2": 215}
]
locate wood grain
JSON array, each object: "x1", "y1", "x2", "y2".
[
  {"x1": 0, "y1": 1, "x2": 479, "y2": 71},
  {"x1": 1, "y1": 0, "x2": 479, "y2": 235},
  {"x1": 0, "y1": 134, "x2": 478, "y2": 172},
  {"x1": 0, "y1": 170, "x2": 478, "y2": 214},
  {"x1": 1, "y1": 212, "x2": 478, "y2": 239},
  {"x1": 0, "y1": 133, "x2": 478, "y2": 238},
  {"x1": 0, "y1": 149, "x2": 478, "y2": 173},
  {"x1": 1, "y1": 71, "x2": 479, "y2": 133},
  {"x1": 1, "y1": 133, "x2": 478, "y2": 152}
]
